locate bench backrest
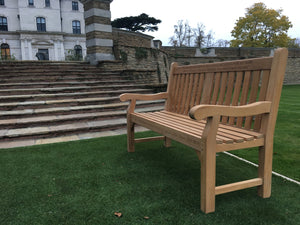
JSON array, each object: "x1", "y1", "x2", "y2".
[{"x1": 165, "y1": 48, "x2": 288, "y2": 132}]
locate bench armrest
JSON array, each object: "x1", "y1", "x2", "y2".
[
  {"x1": 120, "y1": 92, "x2": 168, "y2": 113},
  {"x1": 189, "y1": 101, "x2": 272, "y2": 121},
  {"x1": 120, "y1": 92, "x2": 168, "y2": 102}
]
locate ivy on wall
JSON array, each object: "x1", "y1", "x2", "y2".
[{"x1": 135, "y1": 47, "x2": 148, "y2": 60}]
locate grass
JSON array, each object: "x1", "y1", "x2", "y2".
[
  {"x1": 233, "y1": 85, "x2": 300, "y2": 181},
  {"x1": 0, "y1": 85, "x2": 299, "y2": 224}
]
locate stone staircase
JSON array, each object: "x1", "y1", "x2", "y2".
[{"x1": 0, "y1": 61, "x2": 166, "y2": 148}]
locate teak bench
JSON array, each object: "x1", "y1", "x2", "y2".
[{"x1": 120, "y1": 48, "x2": 288, "y2": 213}]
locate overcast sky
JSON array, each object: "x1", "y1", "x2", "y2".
[{"x1": 111, "y1": 0, "x2": 300, "y2": 46}]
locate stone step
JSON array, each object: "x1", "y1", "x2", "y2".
[
  {"x1": 0, "y1": 100, "x2": 165, "y2": 119},
  {"x1": 0, "y1": 106, "x2": 163, "y2": 142},
  {"x1": 0, "y1": 84, "x2": 150, "y2": 95},
  {"x1": 0, "y1": 76, "x2": 134, "y2": 84},
  {"x1": 0, "y1": 61, "x2": 166, "y2": 147},
  {"x1": 0, "y1": 96, "x2": 121, "y2": 110},
  {"x1": 0, "y1": 118, "x2": 127, "y2": 142},
  {"x1": 0, "y1": 80, "x2": 132, "y2": 89},
  {"x1": 0, "y1": 106, "x2": 164, "y2": 129},
  {"x1": 0, "y1": 72, "x2": 126, "y2": 80},
  {"x1": 0, "y1": 88, "x2": 153, "y2": 103}
]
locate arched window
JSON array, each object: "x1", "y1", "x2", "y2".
[
  {"x1": 36, "y1": 17, "x2": 46, "y2": 32},
  {"x1": 74, "y1": 45, "x2": 82, "y2": 60},
  {"x1": 0, "y1": 16, "x2": 8, "y2": 31},
  {"x1": 72, "y1": 20, "x2": 81, "y2": 34},
  {"x1": 1, "y1": 43, "x2": 10, "y2": 60}
]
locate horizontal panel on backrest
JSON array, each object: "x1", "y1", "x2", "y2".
[{"x1": 173, "y1": 57, "x2": 273, "y2": 74}]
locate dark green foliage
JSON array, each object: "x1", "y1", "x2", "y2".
[
  {"x1": 111, "y1": 13, "x2": 161, "y2": 32},
  {"x1": 119, "y1": 50, "x2": 128, "y2": 63},
  {"x1": 135, "y1": 47, "x2": 148, "y2": 60}
]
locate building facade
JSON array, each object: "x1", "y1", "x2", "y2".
[{"x1": 0, "y1": 0, "x2": 86, "y2": 61}]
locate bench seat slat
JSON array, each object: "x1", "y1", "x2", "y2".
[
  {"x1": 163, "y1": 111, "x2": 262, "y2": 139},
  {"x1": 144, "y1": 111, "x2": 227, "y2": 143},
  {"x1": 133, "y1": 111, "x2": 263, "y2": 146},
  {"x1": 153, "y1": 111, "x2": 247, "y2": 143},
  {"x1": 150, "y1": 111, "x2": 239, "y2": 144}
]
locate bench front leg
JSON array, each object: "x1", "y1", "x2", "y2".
[
  {"x1": 200, "y1": 116, "x2": 219, "y2": 213},
  {"x1": 127, "y1": 114, "x2": 135, "y2": 152},
  {"x1": 126, "y1": 99, "x2": 136, "y2": 152}
]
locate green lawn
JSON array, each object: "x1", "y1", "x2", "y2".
[
  {"x1": 0, "y1": 85, "x2": 299, "y2": 225},
  {"x1": 233, "y1": 85, "x2": 300, "y2": 181}
]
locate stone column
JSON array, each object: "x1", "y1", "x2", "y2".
[
  {"x1": 21, "y1": 39, "x2": 26, "y2": 60},
  {"x1": 28, "y1": 40, "x2": 33, "y2": 60},
  {"x1": 80, "y1": 0, "x2": 114, "y2": 64}
]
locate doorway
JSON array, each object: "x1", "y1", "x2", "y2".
[{"x1": 36, "y1": 49, "x2": 49, "y2": 60}]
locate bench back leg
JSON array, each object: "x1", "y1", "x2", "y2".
[
  {"x1": 127, "y1": 116, "x2": 135, "y2": 152},
  {"x1": 258, "y1": 143, "x2": 273, "y2": 198},
  {"x1": 164, "y1": 137, "x2": 172, "y2": 147}
]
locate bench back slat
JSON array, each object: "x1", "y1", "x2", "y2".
[{"x1": 165, "y1": 48, "x2": 288, "y2": 132}]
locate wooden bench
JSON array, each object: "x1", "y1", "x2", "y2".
[{"x1": 120, "y1": 48, "x2": 288, "y2": 213}]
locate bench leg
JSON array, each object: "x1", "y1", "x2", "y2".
[
  {"x1": 200, "y1": 148, "x2": 216, "y2": 213},
  {"x1": 127, "y1": 118, "x2": 135, "y2": 153},
  {"x1": 258, "y1": 144, "x2": 273, "y2": 198},
  {"x1": 164, "y1": 137, "x2": 172, "y2": 147}
]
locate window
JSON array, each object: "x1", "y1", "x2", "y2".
[
  {"x1": 1, "y1": 43, "x2": 10, "y2": 60},
  {"x1": 45, "y1": 0, "x2": 50, "y2": 7},
  {"x1": 72, "y1": 20, "x2": 81, "y2": 34},
  {"x1": 74, "y1": 45, "x2": 82, "y2": 60},
  {"x1": 0, "y1": 16, "x2": 8, "y2": 31},
  {"x1": 36, "y1": 17, "x2": 46, "y2": 32},
  {"x1": 72, "y1": 1, "x2": 78, "y2": 11},
  {"x1": 0, "y1": 0, "x2": 5, "y2": 6},
  {"x1": 28, "y1": 0, "x2": 34, "y2": 6}
]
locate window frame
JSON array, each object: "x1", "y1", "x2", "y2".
[
  {"x1": 45, "y1": 0, "x2": 50, "y2": 7},
  {"x1": 36, "y1": 17, "x2": 46, "y2": 32},
  {"x1": 0, "y1": 0, "x2": 5, "y2": 6},
  {"x1": 0, "y1": 16, "x2": 8, "y2": 31},
  {"x1": 72, "y1": 1, "x2": 79, "y2": 11},
  {"x1": 28, "y1": 0, "x2": 34, "y2": 6},
  {"x1": 72, "y1": 20, "x2": 81, "y2": 34}
]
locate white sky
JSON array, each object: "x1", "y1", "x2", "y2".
[{"x1": 111, "y1": 0, "x2": 300, "y2": 46}]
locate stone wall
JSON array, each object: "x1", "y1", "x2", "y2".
[
  {"x1": 112, "y1": 28, "x2": 153, "y2": 48},
  {"x1": 97, "y1": 29, "x2": 169, "y2": 84},
  {"x1": 163, "y1": 47, "x2": 300, "y2": 85},
  {"x1": 101, "y1": 30, "x2": 300, "y2": 85},
  {"x1": 285, "y1": 58, "x2": 300, "y2": 84}
]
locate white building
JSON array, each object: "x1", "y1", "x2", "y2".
[{"x1": 0, "y1": 0, "x2": 86, "y2": 61}]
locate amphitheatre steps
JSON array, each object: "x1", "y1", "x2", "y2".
[{"x1": 0, "y1": 61, "x2": 166, "y2": 148}]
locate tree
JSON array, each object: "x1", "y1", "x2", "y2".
[
  {"x1": 194, "y1": 23, "x2": 206, "y2": 48},
  {"x1": 111, "y1": 13, "x2": 161, "y2": 32},
  {"x1": 169, "y1": 21, "x2": 218, "y2": 48},
  {"x1": 288, "y1": 38, "x2": 300, "y2": 48},
  {"x1": 231, "y1": 2, "x2": 292, "y2": 47},
  {"x1": 169, "y1": 20, "x2": 191, "y2": 47},
  {"x1": 215, "y1": 39, "x2": 230, "y2": 47},
  {"x1": 205, "y1": 30, "x2": 215, "y2": 47}
]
